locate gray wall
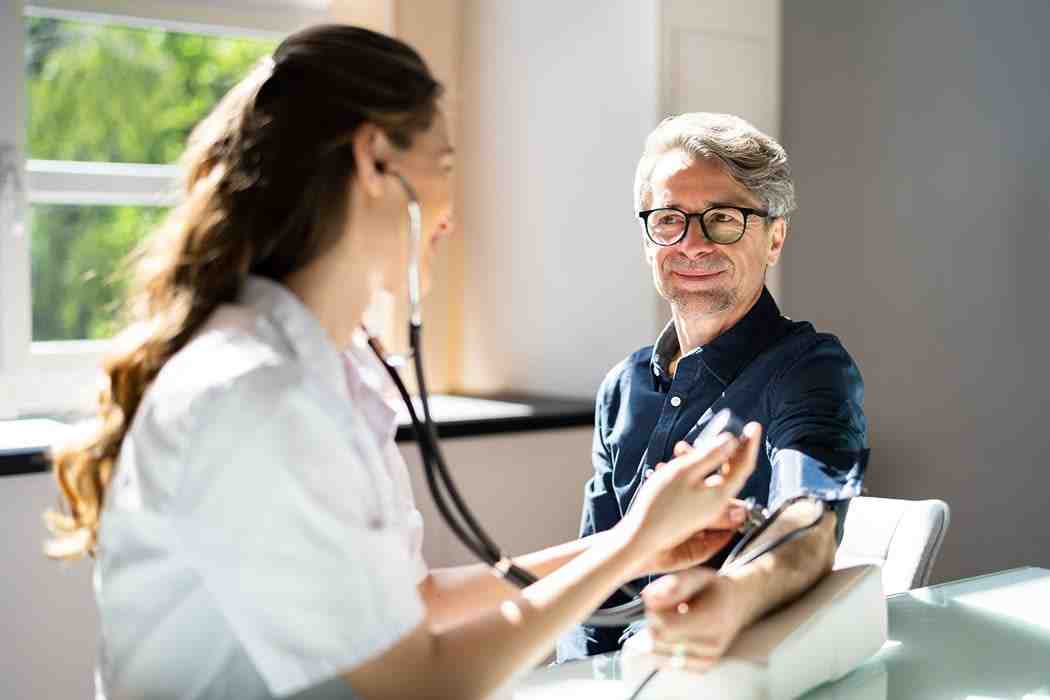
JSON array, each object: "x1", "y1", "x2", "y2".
[{"x1": 782, "y1": 1, "x2": 1050, "y2": 582}]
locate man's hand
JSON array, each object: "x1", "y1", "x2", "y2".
[
  {"x1": 639, "y1": 567, "x2": 752, "y2": 671},
  {"x1": 639, "y1": 498, "x2": 839, "y2": 670}
]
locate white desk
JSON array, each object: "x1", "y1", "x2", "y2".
[{"x1": 500, "y1": 567, "x2": 1050, "y2": 699}]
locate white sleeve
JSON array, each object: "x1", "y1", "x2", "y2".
[
  {"x1": 172, "y1": 366, "x2": 426, "y2": 698},
  {"x1": 382, "y1": 440, "x2": 429, "y2": 584}
]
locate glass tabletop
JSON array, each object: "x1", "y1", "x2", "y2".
[
  {"x1": 859, "y1": 566, "x2": 1050, "y2": 700},
  {"x1": 501, "y1": 567, "x2": 1050, "y2": 700}
]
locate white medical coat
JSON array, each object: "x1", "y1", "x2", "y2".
[{"x1": 95, "y1": 276, "x2": 427, "y2": 699}]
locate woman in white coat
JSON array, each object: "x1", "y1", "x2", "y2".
[{"x1": 47, "y1": 24, "x2": 761, "y2": 700}]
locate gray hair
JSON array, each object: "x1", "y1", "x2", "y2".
[{"x1": 634, "y1": 112, "x2": 796, "y2": 221}]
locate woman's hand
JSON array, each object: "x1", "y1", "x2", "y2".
[
  {"x1": 618, "y1": 423, "x2": 762, "y2": 568},
  {"x1": 636, "y1": 501, "x2": 748, "y2": 575}
]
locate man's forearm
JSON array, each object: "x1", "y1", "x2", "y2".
[{"x1": 725, "y1": 504, "x2": 838, "y2": 628}]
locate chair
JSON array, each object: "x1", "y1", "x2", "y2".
[{"x1": 833, "y1": 496, "x2": 950, "y2": 595}]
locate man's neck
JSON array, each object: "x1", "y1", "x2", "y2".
[{"x1": 670, "y1": 287, "x2": 764, "y2": 364}]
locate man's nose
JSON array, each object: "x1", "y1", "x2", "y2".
[{"x1": 676, "y1": 216, "x2": 717, "y2": 256}]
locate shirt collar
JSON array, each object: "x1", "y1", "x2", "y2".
[
  {"x1": 240, "y1": 275, "x2": 351, "y2": 403},
  {"x1": 650, "y1": 286, "x2": 787, "y2": 388},
  {"x1": 343, "y1": 331, "x2": 401, "y2": 443}
]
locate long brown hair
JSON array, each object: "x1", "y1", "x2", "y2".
[{"x1": 45, "y1": 25, "x2": 442, "y2": 559}]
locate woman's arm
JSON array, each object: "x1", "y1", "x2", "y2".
[
  {"x1": 350, "y1": 525, "x2": 645, "y2": 700},
  {"x1": 417, "y1": 533, "x2": 605, "y2": 630},
  {"x1": 419, "y1": 504, "x2": 747, "y2": 631},
  {"x1": 342, "y1": 426, "x2": 760, "y2": 700}
]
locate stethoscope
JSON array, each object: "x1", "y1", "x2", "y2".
[{"x1": 363, "y1": 172, "x2": 831, "y2": 630}]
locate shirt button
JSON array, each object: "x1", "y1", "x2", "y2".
[{"x1": 670, "y1": 396, "x2": 682, "y2": 407}]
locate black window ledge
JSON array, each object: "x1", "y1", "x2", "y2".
[{"x1": 1, "y1": 393, "x2": 593, "y2": 478}]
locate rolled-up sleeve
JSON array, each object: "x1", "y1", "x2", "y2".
[{"x1": 765, "y1": 339, "x2": 870, "y2": 538}]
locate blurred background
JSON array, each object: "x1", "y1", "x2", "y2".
[{"x1": 1, "y1": 0, "x2": 1048, "y2": 696}]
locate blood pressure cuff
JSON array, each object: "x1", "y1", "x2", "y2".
[{"x1": 769, "y1": 446, "x2": 870, "y2": 544}]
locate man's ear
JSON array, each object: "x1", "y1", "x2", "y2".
[
  {"x1": 352, "y1": 123, "x2": 394, "y2": 199},
  {"x1": 767, "y1": 217, "x2": 788, "y2": 267}
]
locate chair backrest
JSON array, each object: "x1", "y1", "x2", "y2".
[{"x1": 833, "y1": 496, "x2": 950, "y2": 595}]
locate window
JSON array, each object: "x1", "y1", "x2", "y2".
[
  {"x1": 0, "y1": 1, "x2": 329, "y2": 418},
  {"x1": 26, "y1": 14, "x2": 276, "y2": 341}
]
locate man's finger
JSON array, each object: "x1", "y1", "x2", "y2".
[
  {"x1": 642, "y1": 567, "x2": 718, "y2": 611},
  {"x1": 672, "y1": 440, "x2": 692, "y2": 458}
]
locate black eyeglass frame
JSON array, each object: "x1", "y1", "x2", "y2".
[{"x1": 638, "y1": 205, "x2": 771, "y2": 246}]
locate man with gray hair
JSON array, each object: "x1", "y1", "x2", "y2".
[{"x1": 557, "y1": 113, "x2": 869, "y2": 663}]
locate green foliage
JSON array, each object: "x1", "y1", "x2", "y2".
[
  {"x1": 27, "y1": 16, "x2": 275, "y2": 340},
  {"x1": 30, "y1": 204, "x2": 166, "y2": 340}
]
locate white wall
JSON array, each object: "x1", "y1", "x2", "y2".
[
  {"x1": 0, "y1": 428, "x2": 592, "y2": 699},
  {"x1": 404, "y1": 428, "x2": 592, "y2": 567},
  {"x1": 1, "y1": 473, "x2": 99, "y2": 700},
  {"x1": 658, "y1": 0, "x2": 782, "y2": 305},
  {"x1": 456, "y1": 0, "x2": 663, "y2": 398}
]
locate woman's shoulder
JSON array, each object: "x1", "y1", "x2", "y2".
[
  {"x1": 111, "y1": 307, "x2": 314, "y2": 513},
  {"x1": 139, "y1": 305, "x2": 312, "y2": 441}
]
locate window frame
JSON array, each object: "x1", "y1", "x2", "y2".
[{"x1": 0, "y1": 0, "x2": 330, "y2": 419}]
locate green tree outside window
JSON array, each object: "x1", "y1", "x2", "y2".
[{"x1": 27, "y1": 16, "x2": 275, "y2": 340}]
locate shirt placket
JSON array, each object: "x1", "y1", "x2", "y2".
[
  {"x1": 643, "y1": 356, "x2": 704, "y2": 467},
  {"x1": 630, "y1": 354, "x2": 707, "y2": 587}
]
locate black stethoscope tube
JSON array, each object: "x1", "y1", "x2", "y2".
[{"x1": 367, "y1": 323, "x2": 646, "y2": 622}]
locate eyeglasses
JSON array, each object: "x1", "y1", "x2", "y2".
[{"x1": 638, "y1": 205, "x2": 770, "y2": 246}]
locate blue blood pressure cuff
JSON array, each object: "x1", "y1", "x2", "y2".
[{"x1": 769, "y1": 446, "x2": 870, "y2": 544}]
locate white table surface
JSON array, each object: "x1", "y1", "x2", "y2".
[{"x1": 499, "y1": 566, "x2": 1050, "y2": 700}]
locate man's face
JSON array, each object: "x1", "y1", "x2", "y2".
[{"x1": 643, "y1": 150, "x2": 786, "y2": 318}]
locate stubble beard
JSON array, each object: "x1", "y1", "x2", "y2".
[
  {"x1": 665, "y1": 284, "x2": 737, "y2": 318},
  {"x1": 656, "y1": 258, "x2": 738, "y2": 318}
]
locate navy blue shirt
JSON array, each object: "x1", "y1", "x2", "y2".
[{"x1": 557, "y1": 287, "x2": 869, "y2": 660}]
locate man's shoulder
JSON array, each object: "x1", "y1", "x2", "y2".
[
  {"x1": 773, "y1": 321, "x2": 858, "y2": 372},
  {"x1": 760, "y1": 321, "x2": 863, "y2": 399}
]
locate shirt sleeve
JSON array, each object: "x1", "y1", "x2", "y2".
[
  {"x1": 173, "y1": 365, "x2": 425, "y2": 698},
  {"x1": 579, "y1": 404, "x2": 617, "y2": 539},
  {"x1": 557, "y1": 370, "x2": 629, "y2": 662},
  {"x1": 765, "y1": 338, "x2": 870, "y2": 538},
  {"x1": 382, "y1": 440, "x2": 430, "y2": 585}
]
